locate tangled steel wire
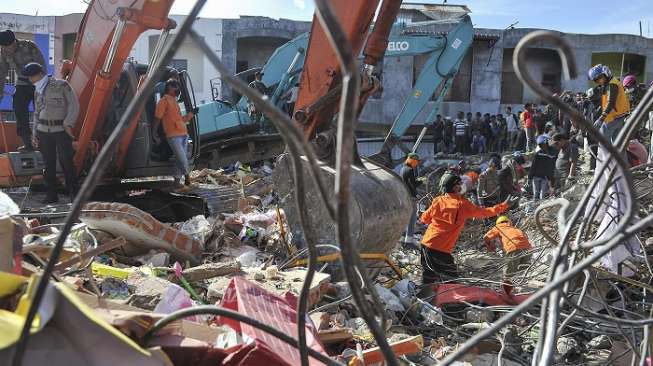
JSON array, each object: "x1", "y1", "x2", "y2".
[
  {"x1": 11, "y1": 1, "x2": 393, "y2": 366},
  {"x1": 11, "y1": 3, "x2": 653, "y2": 366},
  {"x1": 437, "y1": 31, "x2": 653, "y2": 365}
]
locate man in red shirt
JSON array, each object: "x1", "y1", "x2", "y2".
[
  {"x1": 153, "y1": 79, "x2": 195, "y2": 185},
  {"x1": 521, "y1": 103, "x2": 535, "y2": 151}
]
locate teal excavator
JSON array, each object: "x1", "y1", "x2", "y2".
[{"x1": 196, "y1": 15, "x2": 474, "y2": 169}]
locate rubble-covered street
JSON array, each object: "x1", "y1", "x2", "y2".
[
  {"x1": 3, "y1": 0, "x2": 653, "y2": 365},
  {"x1": 3, "y1": 147, "x2": 653, "y2": 365}
]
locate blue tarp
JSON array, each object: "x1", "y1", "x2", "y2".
[{"x1": 0, "y1": 33, "x2": 53, "y2": 113}]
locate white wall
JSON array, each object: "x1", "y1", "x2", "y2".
[{"x1": 130, "y1": 15, "x2": 222, "y2": 104}]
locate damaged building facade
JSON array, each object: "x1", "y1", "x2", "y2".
[{"x1": 2, "y1": 4, "x2": 653, "y2": 125}]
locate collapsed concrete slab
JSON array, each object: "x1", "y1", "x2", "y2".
[{"x1": 80, "y1": 202, "x2": 201, "y2": 265}]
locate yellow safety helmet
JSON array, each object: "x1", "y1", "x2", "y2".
[{"x1": 496, "y1": 215, "x2": 510, "y2": 225}]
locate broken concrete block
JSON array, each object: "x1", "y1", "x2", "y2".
[
  {"x1": 178, "y1": 261, "x2": 241, "y2": 282},
  {"x1": 587, "y1": 335, "x2": 611, "y2": 350},
  {"x1": 557, "y1": 336, "x2": 578, "y2": 356},
  {"x1": 126, "y1": 270, "x2": 175, "y2": 310},
  {"x1": 135, "y1": 252, "x2": 170, "y2": 267},
  {"x1": 265, "y1": 265, "x2": 279, "y2": 280},
  {"x1": 207, "y1": 281, "x2": 226, "y2": 302},
  {"x1": 237, "y1": 196, "x2": 262, "y2": 212},
  {"x1": 80, "y1": 202, "x2": 201, "y2": 265}
]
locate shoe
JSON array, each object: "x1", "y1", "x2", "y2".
[{"x1": 41, "y1": 196, "x2": 58, "y2": 204}]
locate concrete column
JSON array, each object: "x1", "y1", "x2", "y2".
[
  {"x1": 470, "y1": 39, "x2": 503, "y2": 114},
  {"x1": 563, "y1": 47, "x2": 592, "y2": 93},
  {"x1": 219, "y1": 21, "x2": 237, "y2": 103},
  {"x1": 381, "y1": 55, "x2": 414, "y2": 124}
]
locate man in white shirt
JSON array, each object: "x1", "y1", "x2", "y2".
[{"x1": 505, "y1": 106, "x2": 519, "y2": 150}]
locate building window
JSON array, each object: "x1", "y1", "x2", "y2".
[
  {"x1": 445, "y1": 47, "x2": 472, "y2": 102},
  {"x1": 63, "y1": 33, "x2": 76, "y2": 60},
  {"x1": 500, "y1": 49, "x2": 522, "y2": 104},
  {"x1": 501, "y1": 48, "x2": 561, "y2": 104},
  {"x1": 541, "y1": 73, "x2": 559, "y2": 92},
  {"x1": 501, "y1": 72, "x2": 523, "y2": 104},
  {"x1": 412, "y1": 46, "x2": 472, "y2": 103}
]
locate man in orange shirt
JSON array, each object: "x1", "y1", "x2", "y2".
[
  {"x1": 153, "y1": 79, "x2": 195, "y2": 185},
  {"x1": 419, "y1": 172, "x2": 516, "y2": 285},
  {"x1": 484, "y1": 215, "x2": 532, "y2": 282}
]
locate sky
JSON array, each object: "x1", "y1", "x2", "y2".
[{"x1": 3, "y1": 0, "x2": 653, "y2": 36}]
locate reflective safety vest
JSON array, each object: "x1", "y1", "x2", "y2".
[{"x1": 601, "y1": 78, "x2": 630, "y2": 123}]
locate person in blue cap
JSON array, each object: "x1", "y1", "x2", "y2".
[
  {"x1": 528, "y1": 134, "x2": 557, "y2": 200},
  {"x1": 23, "y1": 62, "x2": 79, "y2": 204}
]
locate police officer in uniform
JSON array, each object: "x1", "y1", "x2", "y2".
[
  {"x1": 0, "y1": 30, "x2": 46, "y2": 151},
  {"x1": 23, "y1": 62, "x2": 79, "y2": 204}
]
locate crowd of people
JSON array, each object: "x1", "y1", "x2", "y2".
[
  {"x1": 406, "y1": 62, "x2": 651, "y2": 290},
  {"x1": 429, "y1": 92, "x2": 599, "y2": 157}
]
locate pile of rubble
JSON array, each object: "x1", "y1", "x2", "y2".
[{"x1": 1, "y1": 154, "x2": 653, "y2": 365}]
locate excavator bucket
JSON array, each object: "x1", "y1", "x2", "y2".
[{"x1": 273, "y1": 154, "x2": 413, "y2": 276}]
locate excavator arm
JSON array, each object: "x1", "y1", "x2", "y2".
[
  {"x1": 204, "y1": 14, "x2": 471, "y2": 170},
  {"x1": 292, "y1": 0, "x2": 402, "y2": 145},
  {"x1": 369, "y1": 15, "x2": 473, "y2": 168},
  {"x1": 272, "y1": 0, "x2": 414, "y2": 277},
  {"x1": 64, "y1": 0, "x2": 177, "y2": 173}
]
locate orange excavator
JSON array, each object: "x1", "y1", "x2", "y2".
[
  {"x1": 0, "y1": 0, "x2": 411, "y2": 256},
  {"x1": 273, "y1": 0, "x2": 413, "y2": 265},
  {"x1": 0, "y1": 0, "x2": 204, "y2": 219}
]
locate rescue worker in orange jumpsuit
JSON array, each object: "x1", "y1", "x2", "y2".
[
  {"x1": 419, "y1": 172, "x2": 518, "y2": 285},
  {"x1": 484, "y1": 215, "x2": 532, "y2": 285}
]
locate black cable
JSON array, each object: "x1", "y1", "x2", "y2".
[
  {"x1": 141, "y1": 306, "x2": 342, "y2": 366},
  {"x1": 9, "y1": 2, "x2": 208, "y2": 365},
  {"x1": 313, "y1": 2, "x2": 399, "y2": 365}
]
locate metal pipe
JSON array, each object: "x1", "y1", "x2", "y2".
[
  {"x1": 439, "y1": 212, "x2": 653, "y2": 365},
  {"x1": 411, "y1": 126, "x2": 428, "y2": 153},
  {"x1": 314, "y1": 1, "x2": 399, "y2": 366},
  {"x1": 101, "y1": 18, "x2": 128, "y2": 74},
  {"x1": 147, "y1": 29, "x2": 170, "y2": 79},
  {"x1": 186, "y1": 28, "x2": 331, "y2": 366},
  {"x1": 141, "y1": 306, "x2": 343, "y2": 366},
  {"x1": 439, "y1": 30, "x2": 638, "y2": 366},
  {"x1": 507, "y1": 31, "x2": 636, "y2": 366}
]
